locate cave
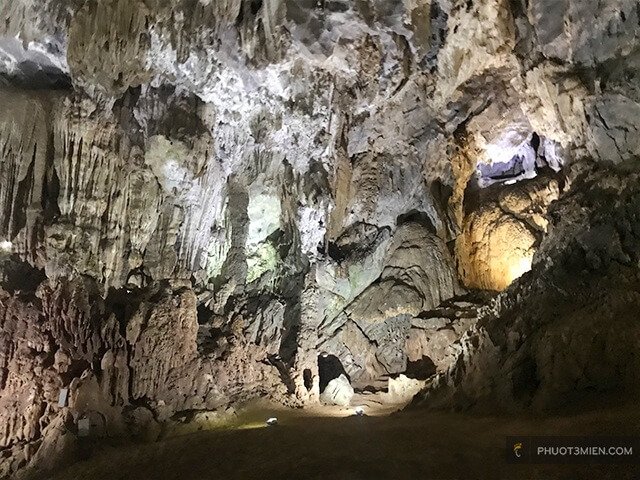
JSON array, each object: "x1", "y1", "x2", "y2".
[
  {"x1": 2, "y1": 0, "x2": 640, "y2": 479},
  {"x1": 317, "y1": 353, "x2": 349, "y2": 393}
]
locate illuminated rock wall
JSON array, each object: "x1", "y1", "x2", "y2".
[
  {"x1": 456, "y1": 174, "x2": 562, "y2": 291},
  {"x1": 414, "y1": 167, "x2": 640, "y2": 412}
]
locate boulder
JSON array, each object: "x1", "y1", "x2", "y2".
[{"x1": 319, "y1": 375, "x2": 354, "y2": 407}]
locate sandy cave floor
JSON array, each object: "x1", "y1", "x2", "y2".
[{"x1": 32, "y1": 393, "x2": 640, "y2": 480}]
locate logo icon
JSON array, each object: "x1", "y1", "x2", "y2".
[{"x1": 513, "y1": 442, "x2": 523, "y2": 458}]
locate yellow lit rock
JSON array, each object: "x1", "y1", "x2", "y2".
[
  {"x1": 455, "y1": 176, "x2": 558, "y2": 291},
  {"x1": 456, "y1": 208, "x2": 536, "y2": 291},
  {"x1": 506, "y1": 255, "x2": 534, "y2": 287}
]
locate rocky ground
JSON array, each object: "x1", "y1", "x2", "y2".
[{"x1": 21, "y1": 400, "x2": 640, "y2": 480}]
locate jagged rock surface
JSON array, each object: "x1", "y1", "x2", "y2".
[
  {"x1": 0, "y1": 0, "x2": 639, "y2": 475},
  {"x1": 456, "y1": 173, "x2": 562, "y2": 290},
  {"x1": 319, "y1": 374, "x2": 354, "y2": 407},
  {"x1": 413, "y1": 166, "x2": 640, "y2": 412}
]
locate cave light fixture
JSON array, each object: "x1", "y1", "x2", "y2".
[
  {"x1": 266, "y1": 417, "x2": 278, "y2": 426},
  {"x1": 354, "y1": 406, "x2": 365, "y2": 416},
  {"x1": 0, "y1": 240, "x2": 12, "y2": 252}
]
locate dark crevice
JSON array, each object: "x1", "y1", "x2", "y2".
[
  {"x1": 235, "y1": 4, "x2": 245, "y2": 26},
  {"x1": 531, "y1": 131, "x2": 541, "y2": 153},
  {"x1": 250, "y1": 0, "x2": 263, "y2": 16},
  {"x1": 303, "y1": 368, "x2": 313, "y2": 391},
  {"x1": 318, "y1": 353, "x2": 350, "y2": 393},
  {"x1": 0, "y1": 65, "x2": 72, "y2": 91},
  {"x1": 396, "y1": 210, "x2": 436, "y2": 232},
  {"x1": 43, "y1": 152, "x2": 61, "y2": 224},
  {"x1": 419, "y1": 0, "x2": 448, "y2": 71},
  {"x1": 327, "y1": 222, "x2": 389, "y2": 263},
  {"x1": 59, "y1": 358, "x2": 92, "y2": 387},
  {"x1": 266, "y1": 354, "x2": 296, "y2": 394},
  {"x1": 104, "y1": 285, "x2": 147, "y2": 339},
  {"x1": 404, "y1": 356, "x2": 437, "y2": 380},
  {"x1": 197, "y1": 303, "x2": 213, "y2": 325},
  {"x1": 0, "y1": 258, "x2": 47, "y2": 294},
  {"x1": 10, "y1": 147, "x2": 35, "y2": 237},
  {"x1": 511, "y1": 355, "x2": 540, "y2": 403}
]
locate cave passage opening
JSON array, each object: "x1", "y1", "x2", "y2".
[
  {"x1": 318, "y1": 353, "x2": 350, "y2": 393},
  {"x1": 476, "y1": 131, "x2": 564, "y2": 188},
  {"x1": 303, "y1": 368, "x2": 313, "y2": 391}
]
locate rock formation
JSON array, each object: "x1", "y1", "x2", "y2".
[
  {"x1": 414, "y1": 165, "x2": 640, "y2": 412},
  {"x1": 1, "y1": 0, "x2": 639, "y2": 476}
]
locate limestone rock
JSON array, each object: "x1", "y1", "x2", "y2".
[
  {"x1": 414, "y1": 167, "x2": 640, "y2": 412},
  {"x1": 456, "y1": 174, "x2": 561, "y2": 290},
  {"x1": 1, "y1": 0, "x2": 640, "y2": 474},
  {"x1": 319, "y1": 374, "x2": 354, "y2": 407},
  {"x1": 67, "y1": 0, "x2": 151, "y2": 96},
  {"x1": 385, "y1": 375, "x2": 425, "y2": 404},
  {"x1": 319, "y1": 220, "x2": 459, "y2": 383}
]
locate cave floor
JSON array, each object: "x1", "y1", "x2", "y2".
[{"x1": 46, "y1": 400, "x2": 640, "y2": 480}]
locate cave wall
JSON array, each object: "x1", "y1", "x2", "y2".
[
  {"x1": 414, "y1": 165, "x2": 640, "y2": 413},
  {"x1": 1, "y1": 0, "x2": 640, "y2": 475}
]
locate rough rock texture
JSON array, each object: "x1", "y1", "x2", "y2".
[
  {"x1": 456, "y1": 173, "x2": 562, "y2": 290},
  {"x1": 406, "y1": 294, "x2": 487, "y2": 373},
  {"x1": 317, "y1": 220, "x2": 460, "y2": 384},
  {"x1": 413, "y1": 166, "x2": 640, "y2": 412},
  {"x1": 0, "y1": 0, "x2": 639, "y2": 475},
  {"x1": 319, "y1": 374, "x2": 354, "y2": 407}
]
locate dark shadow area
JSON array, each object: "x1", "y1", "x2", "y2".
[
  {"x1": 303, "y1": 368, "x2": 313, "y2": 391},
  {"x1": 396, "y1": 209, "x2": 436, "y2": 231},
  {"x1": 404, "y1": 356, "x2": 437, "y2": 381},
  {"x1": 36, "y1": 403, "x2": 640, "y2": 480},
  {"x1": 326, "y1": 222, "x2": 389, "y2": 264},
  {"x1": 0, "y1": 257, "x2": 46, "y2": 294},
  {"x1": 318, "y1": 353, "x2": 349, "y2": 393},
  {"x1": 0, "y1": 63, "x2": 72, "y2": 90}
]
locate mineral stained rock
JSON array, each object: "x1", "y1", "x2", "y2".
[
  {"x1": 413, "y1": 167, "x2": 640, "y2": 412},
  {"x1": 1, "y1": 0, "x2": 640, "y2": 475}
]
